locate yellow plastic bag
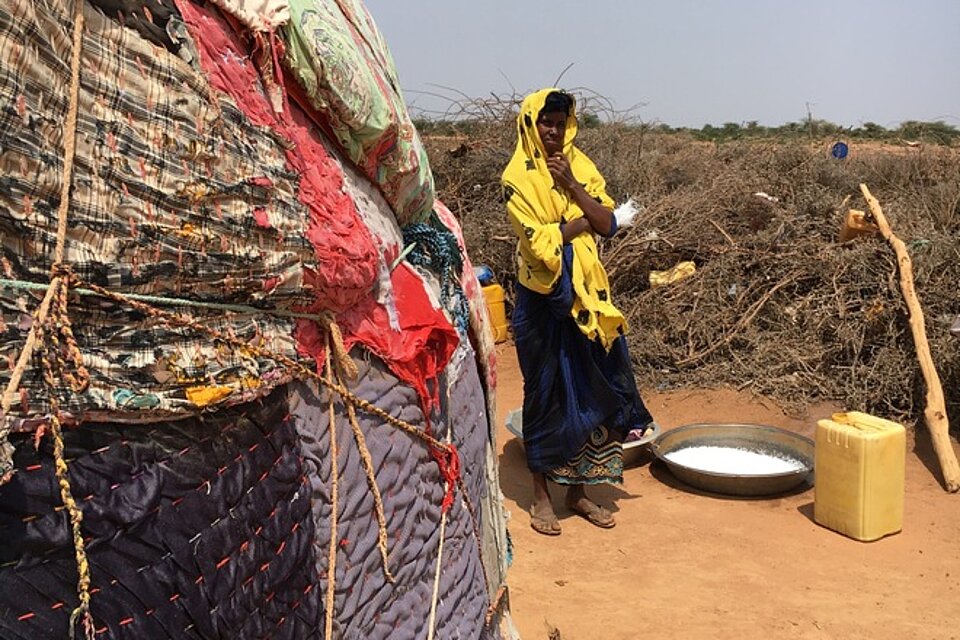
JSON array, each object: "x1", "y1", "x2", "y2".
[
  {"x1": 838, "y1": 209, "x2": 879, "y2": 243},
  {"x1": 649, "y1": 261, "x2": 696, "y2": 288}
]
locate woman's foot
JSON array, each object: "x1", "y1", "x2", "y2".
[
  {"x1": 530, "y1": 498, "x2": 561, "y2": 536},
  {"x1": 565, "y1": 485, "x2": 616, "y2": 529},
  {"x1": 530, "y1": 471, "x2": 561, "y2": 535}
]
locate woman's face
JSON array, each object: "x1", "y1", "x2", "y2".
[{"x1": 536, "y1": 111, "x2": 566, "y2": 156}]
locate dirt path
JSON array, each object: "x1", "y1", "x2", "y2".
[{"x1": 493, "y1": 343, "x2": 960, "y2": 640}]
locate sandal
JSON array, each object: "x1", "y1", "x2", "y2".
[
  {"x1": 568, "y1": 501, "x2": 616, "y2": 529},
  {"x1": 530, "y1": 511, "x2": 561, "y2": 536}
]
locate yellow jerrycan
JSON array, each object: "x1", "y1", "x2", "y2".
[
  {"x1": 814, "y1": 411, "x2": 905, "y2": 541},
  {"x1": 481, "y1": 283, "x2": 509, "y2": 343}
]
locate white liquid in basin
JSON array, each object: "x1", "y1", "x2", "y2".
[{"x1": 664, "y1": 445, "x2": 805, "y2": 475}]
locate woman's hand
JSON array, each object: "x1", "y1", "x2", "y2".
[
  {"x1": 549, "y1": 152, "x2": 615, "y2": 238},
  {"x1": 546, "y1": 153, "x2": 577, "y2": 191}
]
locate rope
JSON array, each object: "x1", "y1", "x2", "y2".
[
  {"x1": 0, "y1": 278, "x2": 326, "y2": 321},
  {"x1": 342, "y1": 392, "x2": 394, "y2": 583},
  {"x1": 45, "y1": 403, "x2": 94, "y2": 640},
  {"x1": 323, "y1": 344, "x2": 339, "y2": 640},
  {"x1": 53, "y1": 0, "x2": 85, "y2": 266},
  {"x1": 426, "y1": 503, "x2": 448, "y2": 640},
  {"x1": 322, "y1": 311, "x2": 358, "y2": 381},
  {"x1": 426, "y1": 412, "x2": 454, "y2": 640},
  {"x1": 37, "y1": 281, "x2": 93, "y2": 640},
  {"x1": 0, "y1": 0, "x2": 96, "y2": 634}
]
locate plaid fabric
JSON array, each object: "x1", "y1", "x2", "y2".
[{"x1": 0, "y1": 0, "x2": 317, "y2": 420}]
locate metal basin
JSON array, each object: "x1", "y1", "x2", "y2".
[
  {"x1": 651, "y1": 423, "x2": 814, "y2": 497},
  {"x1": 623, "y1": 423, "x2": 661, "y2": 467},
  {"x1": 505, "y1": 409, "x2": 660, "y2": 467}
]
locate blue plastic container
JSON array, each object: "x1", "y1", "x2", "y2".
[{"x1": 474, "y1": 264, "x2": 495, "y2": 286}]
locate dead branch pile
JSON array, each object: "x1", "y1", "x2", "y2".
[{"x1": 424, "y1": 121, "x2": 960, "y2": 427}]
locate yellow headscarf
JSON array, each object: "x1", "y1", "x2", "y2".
[{"x1": 501, "y1": 88, "x2": 627, "y2": 349}]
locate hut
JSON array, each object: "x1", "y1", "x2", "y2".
[{"x1": 0, "y1": 0, "x2": 516, "y2": 637}]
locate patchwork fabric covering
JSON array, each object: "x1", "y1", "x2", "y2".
[
  {"x1": 0, "y1": 0, "x2": 515, "y2": 637},
  {"x1": 284, "y1": 0, "x2": 436, "y2": 226},
  {"x1": 0, "y1": 0, "x2": 451, "y2": 422},
  {"x1": 0, "y1": 350, "x2": 507, "y2": 639}
]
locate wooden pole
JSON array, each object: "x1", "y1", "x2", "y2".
[{"x1": 860, "y1": 183, "x2": 960, "y2": 492}]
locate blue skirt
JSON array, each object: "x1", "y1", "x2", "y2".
[{"x1": 513, "y1": 246, "x2": 653, "y2": 475}]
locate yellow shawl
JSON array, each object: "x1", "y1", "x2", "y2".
[{"x1": 501, "y1": 88, "x2": 627, "y2": 349}]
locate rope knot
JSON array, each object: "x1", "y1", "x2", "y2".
[
  {"x1": 41, "y1": 275, "x2": 90, "y2": 395},
  {"x1": 50, "y1": 262, "x2": 74, "y2": 280},
  {"x1": 318, "y1": 311, "x2": 358, "y2": 382}
]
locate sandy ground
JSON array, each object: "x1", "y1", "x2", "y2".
[{"x1": 492, "y1": 342, "x2": 960, "y2": 640}]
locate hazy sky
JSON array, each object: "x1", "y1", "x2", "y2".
[{"x1": 363, "y1": 0, "x2": 960, "y2": 128}]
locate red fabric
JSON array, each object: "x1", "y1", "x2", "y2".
[
  {"x1": 295, "y1": 263, "x2": 459, "y2": 417},
  {"x1": 294, "y1": 262, "x2": 461, "y2": 510},
  {"x1": 176, "y1": 1, "x2": 460, "y2": 427},
  {"x1": 175, "y1": 0, "x2": 378, "y2": 313}
]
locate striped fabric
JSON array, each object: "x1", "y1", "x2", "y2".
[{"x1": 0, "y1": 0, "x2": 315, "y2": 419}]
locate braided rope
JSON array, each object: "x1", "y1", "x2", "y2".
[
  {"x1": 47, "y1": 268, "x2": 90, "y2": 395},
  {"x1": 323, "y1": 344, "x2": 339, "y2": 640},
  {"x1": 322, "y1": 312, "x2": 359, "y2": 381},
  {"x1": 45, "y1": 408, "x2": 94, "y2": 640},
  {"x1": 37, "y1": 282, "x2": 94, "y2": 640},
  {"x1": 0, "y1": 0, "x2": 96, "y2": 634}
]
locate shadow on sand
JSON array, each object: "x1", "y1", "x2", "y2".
[
  {"x1": 911, "y1": 424, "x2": 957, "y2": 491},
  {"x1": 497, "y1": 436, "x2": 643, "y2": 517}
]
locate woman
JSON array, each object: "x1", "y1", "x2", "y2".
[{"x1": 502, "y1": 88, "x2": 654, "y2": 535}]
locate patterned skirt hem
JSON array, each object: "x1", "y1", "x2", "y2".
[
  {"x1": 548, "y1": 471, "x2": 623, "y2": 486},
  {"x1": 545, "y1": 425, "x2": 624, "y2": 486}
]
